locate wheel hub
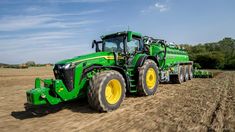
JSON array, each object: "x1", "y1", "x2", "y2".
[
  {"x1": 146, "y1": 68, "x2": 157, "y2": 89},
  {"x1": 105, "y1": 79, "x2": 122, "y2": 104}
]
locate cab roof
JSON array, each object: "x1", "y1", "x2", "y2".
[{"x1": 101, "y1": 31, "x2": 142, "y2": 39}]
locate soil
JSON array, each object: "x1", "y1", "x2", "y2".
[{"x1": 0, "y1": 67, "x2": 234, "y2": 132}]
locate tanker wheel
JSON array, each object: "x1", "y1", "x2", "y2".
[
  {"x1": 137, "y1": 59, "x2": 159, "y2": 96},
  {"x1": 184, "y1": 65, "x2": 189, "y2": 82},
  {"x1": 171, "y1": 65, "x2": 184, "y2": 84},
  {"x1": 87, "y1": 70, "x2": 126, "y2": 112},
  {"x1": 188, "y1": 65, "x2": 193, "y2": 80}
]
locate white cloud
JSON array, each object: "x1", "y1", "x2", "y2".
[
  {"x1": 155, "y1": 3, "x2": 169, "y2": 12},
  {"x1": 0, "y1": 30, "x2": 94, "y2": 64},
  {"x1": 1, "y1": 0, "x2": 116, "y2": 4},
  {"x1": 141, "y1": 2, "x2": 169, "y2": 13},
  {"x1": 0, "y1": 31, "x2": 76, "y2": 50},
  {"x1": 47, "y1": 0, "x2": 116, "y2": 3},
  {"x1": 36, "y1": 9, "x2": 103, "y2": 17},
  {"x1": 0, "y1": 9, "x2": 102, "y2": 31},
  {"x1": 0, "y1": 4, "x2": 102, "y2": 63},
  {"x1": 24, "y1": 6, "x2": 42, "y2": 12},
  {"x1": 0, "y1": 44, "x2": 92, "y2": 64},
  {"x1": 0, "y1": 15, "x2": 54, "y2": 31}
]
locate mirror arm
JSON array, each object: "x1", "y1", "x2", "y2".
[
  {"x1": 92, "y1": 40, "x2": 96, "y2": 48},
  {"x1": 92, "y1": 40, "x2": 102, "y2": 52}
]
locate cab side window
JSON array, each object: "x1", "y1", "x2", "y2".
[{"x1": 127, "y1": 38, "x2": 140, "y2": 54}]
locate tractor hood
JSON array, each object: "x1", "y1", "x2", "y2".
[{"x1": 55, "y1": 52, "x2": 115, "y2": 65}]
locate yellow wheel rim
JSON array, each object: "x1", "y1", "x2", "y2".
[
  {"x1": 146, "y1": 68, "x2": 157, "y2": 89},
  {"x1": 105, "y1": 79, "x2": 122, "y2": 105}
]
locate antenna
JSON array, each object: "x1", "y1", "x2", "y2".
[{"x1": 128, "y1": 25, "x2": 130, "y2": 31}]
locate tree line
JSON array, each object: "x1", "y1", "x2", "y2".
[
  {"x1": 0, "y1": 61, "x2": 53, "y2": 69},
  {"x1": 182, "y1": 37, "x2": 235, "y2": 70}
]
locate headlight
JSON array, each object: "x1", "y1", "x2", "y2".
[{"x1": 64, "y1": 63, "x2": 71, "y2": 69}]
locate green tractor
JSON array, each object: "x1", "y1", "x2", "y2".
[{"x1": 25, "y1": 31, "x2": 193, "y2": 112}]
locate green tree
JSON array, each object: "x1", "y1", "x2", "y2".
[
  {"x1": 182, "y1": 37, "x2": 235, "y2": 70},
  {"x1": 218, "y1": 38, "x2": 235, "y2": 62},
  {"x1": 26, "y1": 61, "x2": 36, "y2": 66},
  {"x1": 194, "y1": 51, "x2": 224, "y2": 69}
]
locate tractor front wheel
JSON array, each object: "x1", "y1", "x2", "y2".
[
  {"x1": 137, "y1": 59, "x2": 159, "y2": 96},
  {"x1": 87, "y1": 70, "x2": 126, "y2": 112}
]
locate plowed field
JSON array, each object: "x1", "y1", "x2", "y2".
[{"x1": 0, "y1": 67, "x2": 234, "y2": 131}]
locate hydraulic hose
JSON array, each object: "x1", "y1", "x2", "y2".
[
  {"x1": 156, "y1": 40, "x2": 167, "y2": 70},
  {"x1": 159, "y1": 41, "x2": 167, "y2": 70}
]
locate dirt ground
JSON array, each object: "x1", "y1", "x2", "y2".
[{"x1": 0, "y1": 67, "x2": 234, "y2": 132}]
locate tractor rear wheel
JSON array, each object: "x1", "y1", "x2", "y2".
[
  {"x1": 188, "y1": 65, "x2": 193, "y2": 80},
  {"x1": 137, "y1": 59, "x2": 159, "y2": 96},
  {"x1": 87, "y1": 70, "x2": 126, "y2": 112}
]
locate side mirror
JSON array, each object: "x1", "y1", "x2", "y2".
[
  {"x1": 92, "y1": 40, "x2": 102, "y2": 52},
  {"x1": 92, "y1": 40, "x2": 96, "y2": 48}
]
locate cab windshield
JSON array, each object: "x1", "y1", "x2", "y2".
[{"x1": 102, "y1": 36, "x2": 124, "y2": 53}]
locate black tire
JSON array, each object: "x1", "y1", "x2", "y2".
[
  {"x1": 171, "y1": 65, "x2": 184, "y2": 84},
  {"x1": 184, "y1": 65, "x2": 189, "y2": 82},
  {"x1": 188, "y1": 65, "x2": 193, "y2": 80},
  {"x1": 137, "y1": 59, "x2": 159, "y2": 96},
  {"x1": 87, "y1": 70, "x2": 126, "y2": 112}
]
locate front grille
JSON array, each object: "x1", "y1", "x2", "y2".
[{"x1": 53, "y1": 64, "x2": 75, "y2": 91}]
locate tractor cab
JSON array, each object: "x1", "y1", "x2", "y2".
[
  {"x1": 92, "y1": 31, "x2": 144, "y2": 64},
  {"x1": 93, "y1": 31, "x2": 143, "y2": 54}
]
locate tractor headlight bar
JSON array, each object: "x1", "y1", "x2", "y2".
[
  {"x1": 56, "y1": 63, "x2": 71, "y2": 69},
  {"x1": 54, "y1": 63, "x2": 76, "y2": 70},
  {"x1": 62, "y1": 63, "x2": 76, "y2": 69}
]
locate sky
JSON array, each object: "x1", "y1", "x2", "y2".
[{"x1": 0, "y1": 0, "x2": 235, "y2": 64}]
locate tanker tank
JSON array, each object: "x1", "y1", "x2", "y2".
[{"x1": 149, "y1": 42, "x2": 189, "y2": 70}]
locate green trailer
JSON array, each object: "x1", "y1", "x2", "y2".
[{"x1": 25, "y1": 31, "x2": 193, "y2": 112}]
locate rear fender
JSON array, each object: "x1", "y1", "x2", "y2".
[{"x1": 136, "y1": 55, "x2": 159, "y2": 68}]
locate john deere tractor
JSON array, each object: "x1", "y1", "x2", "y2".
[{"x1": 25, "y1": 31, "x2": 193, "y2": 112}]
